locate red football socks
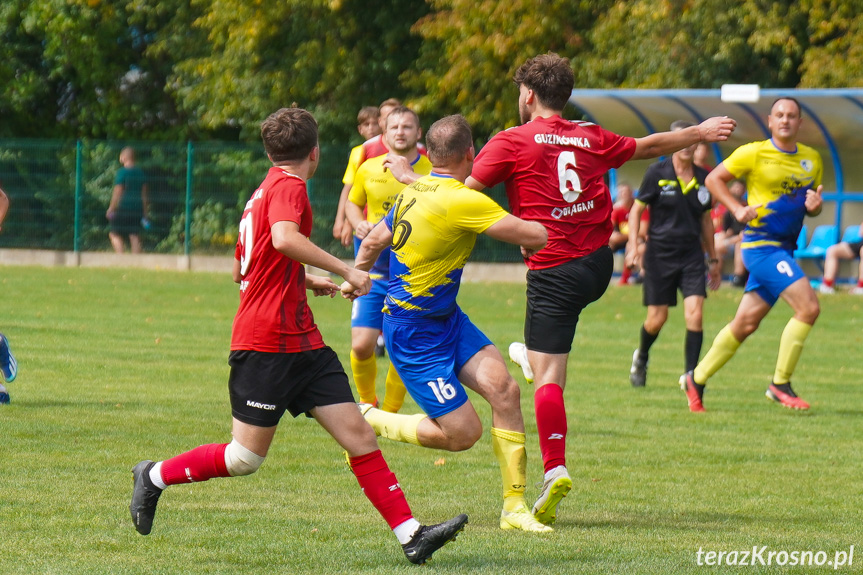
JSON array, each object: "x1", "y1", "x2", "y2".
[
  {"x1": 535, "y1": 383, "x2": 567, "y2": 473},
  {"x1": 349, "y1": 450, "x2": 413, "y2": 529},
  {"x1": 159, "y1": 443, "x2": 231, "y2": 485}
]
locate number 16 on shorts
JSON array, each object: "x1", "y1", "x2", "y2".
[{"x1": 428, "y1": 377, "x2": 457, "y2": 403}]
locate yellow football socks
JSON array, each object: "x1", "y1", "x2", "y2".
[
  {"x1": 381, "y1": 364, "x2": 406, "y2": 413},
  {"x1": 693, "y1": 325, "x2": 741, "y2": 385},
  {"x1": 362, "y1": 407, "x2": 426, "y2": 446},
  {"x1": 350, "y1": 351, "x2": 377, "y2": 405},
  {"x1": 773, "y1": 318, "x2": 812, "y2": 384},
  {"x1": 491, "y1": 427, "x2": 528, "y2": 512}
]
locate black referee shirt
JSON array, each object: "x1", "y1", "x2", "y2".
[{"x1": 635, "y1": 158, "x2": 712, "y2": 249}]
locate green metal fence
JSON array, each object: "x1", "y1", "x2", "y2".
[{"x1": 0, "y1": 139, "x2": 521, "y2": 263}]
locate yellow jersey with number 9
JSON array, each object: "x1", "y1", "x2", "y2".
[
  {"x1": 721, "y1": 139, "x2": 822, "y2": 250},
  {"x1": 382, "y1": 174, "x2": 508, "y2": 319}
]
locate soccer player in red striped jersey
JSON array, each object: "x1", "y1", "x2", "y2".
[
  {"x1": 129, "y1": 107, "x2": 467, "y2": 565},
  {"x1": 466, "y1": 53, "x2": 737, "y2": 526}
]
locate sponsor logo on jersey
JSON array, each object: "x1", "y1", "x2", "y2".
[
  {"x1": 551, "y1": 200, "x2": 595, "y2": 219},
  {"x1": 698, "y1": 186, "x2": 711, "y2": 205},
  {"x1": 246, "y1": 400, "x2": 277, "y2": 411},
  {"x1": 533, "y1": 134, "x2": 591, "y2": 148},
  {"x1": 658, "y1": 179, "x2": 678, "y2": 196}
]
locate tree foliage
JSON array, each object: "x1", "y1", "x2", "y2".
[
  {"x1": 404, "y1": 0, "x2": 612, "y2": 140},
  {"x1": 170, "y1": 0, "x2": 427, "y2": 143},
  {"x1": 0, "y1": 0, "x2": 193, "y2": 139},
  {"x1": 2, "y1": 0, "x2": 862, "y2": 141}
]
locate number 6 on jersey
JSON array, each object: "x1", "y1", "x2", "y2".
[{"x1": 557, "y1": 151, "x2": 582, "y2": 203}]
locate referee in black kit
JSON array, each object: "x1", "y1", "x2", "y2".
[{"x1": 625, "y1": 120, "x2": 722, "y2": 388}]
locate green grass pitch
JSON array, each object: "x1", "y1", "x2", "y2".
[{"x1": 1, "y1": 266, "x2": 861, "y2": 574}]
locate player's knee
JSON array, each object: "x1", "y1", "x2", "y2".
[
  {"x1": 799, "y1": 299, "x2": 820, "y2": 324},
  {"x1": 732, "y1": 316, "x2": 759, "y2": 339},
  {"x1": 224, "y1": 439, "x2": 266, "y2": 477},
  {"x1": 447, "y1": 424, "x2": 482, "y2": 451},
  {"x1": 685, "y1": 310, "x2": 703, "y2": 330},
  {"x1": 496, "y1": 375, "x2": 521, "y2": 405}
]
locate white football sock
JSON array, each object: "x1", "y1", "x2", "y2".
[
  {"x1": 393, "y1": 518, "x2": 422, "y2": 544},
  {"x1": 149, "y1": 461, "x2": 167, "y2": 490}
]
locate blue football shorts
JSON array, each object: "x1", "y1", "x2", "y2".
[
  {"x1": 383, "y1": 307, "x2": 492, "y2": 419},
  {"x1": 742, "y1": 245, "x2": 807, "y2": 306},
  {"x1": 351, "y1": 279, "x2": 388, "y2": 329}
]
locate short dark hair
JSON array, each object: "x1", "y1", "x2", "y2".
[
  {"x1": 513, "y1": 53, "x2": 574, "y2": 111},
  {"x1": 426, "y1": 115, "x2": 472, "y2": 165},
  {"x1": 385, "y1": 106, "x2": 420, "y2": 128},
  {"x1": 260, "y1": 108, "x2": 318, "y2": 162},
  {"x1": 357, "y1": 106, "x2": 379, "y2": 125},
  {"x1": 771, "y1": 97, "x2": 803, "y2": 117},
  {"x1": 670, "y1": 120, "x2": 695, "y2": 131}
]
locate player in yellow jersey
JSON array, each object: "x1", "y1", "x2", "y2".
[
  {"x1": 333, "y1": 105, "x2": 385, "y2": 247},
  {"x1": 343, "y1": 115, "x2": 554, "y2": 533},
  {"x1": 683, "y1": 97, "x2": 823, "y2": 411},
  {"x1": 344, "y1": 106, "x2": 432, "y2": 412}
]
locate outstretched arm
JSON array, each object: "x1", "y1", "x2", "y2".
[
  {"x1": 340, "y1": 221, "x2": 393, "y2": 299},
  {"x1": 271, "y1": 220, "x2": 370, "y2": 296},
  {"x1": 306, "y1": 274, "x2": 340, "y2": 298},
  {"x1": 631, "y1": 117, "x2": 737, "y2": 161},
  {"x1": 483, "y1": 215, "x2": 547, "y2": 253}
]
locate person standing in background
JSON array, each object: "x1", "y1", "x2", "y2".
[
  {"x1": 626, "y1": 121, "x2": 721, "y2": 388},
  {"x1": 107, "y1": 147, "x2": 150, "y2": 254}
]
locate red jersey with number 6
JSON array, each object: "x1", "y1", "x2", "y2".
[
  {"x1": 471, "y1": 115, "x2": 636, "y2": 270},
  {"x1": 232, "y1": 166, "x2": 324, "y2": 353}
]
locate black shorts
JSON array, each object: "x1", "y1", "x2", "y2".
[
  {"x1": 525, "y1": 246, "x2": 614, "y2": 354},
  {"x1": 110, "y1": 210, "x2": 142, "y2": 236},
  {"x1": 228, "y1": 347, "x2": 355, "y2": 427},
  {"x1": 642, "y1": 243, "x2": 706, "y2": 306},
  {"x1": 847, "y1": 240, "x2": 863, "y2": 255}
]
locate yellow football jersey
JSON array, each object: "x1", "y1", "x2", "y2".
[
  {"x1": 341, "y1": 144, "x2": 364, "y2": 186},
  {"x1": 349, "y1": 153, "x2": 433, "y2": 224},
  {"x1": 721, "y1": 139, "x2": 822, "y2": 249},
  {"x1": 383, "y1": 174, "x2": 509, "y2": 318}
]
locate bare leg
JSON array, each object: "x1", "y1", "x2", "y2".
[
  {"x1": 109, "y1": 232, "x2": 125, "y2": 253},
  {"x1": 129, "y1": 234, "x2": 143, "y2": 254}
]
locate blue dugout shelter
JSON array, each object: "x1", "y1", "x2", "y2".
[{"x1": 567, "y1": 88, "x2": 863, "y2": 238}]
